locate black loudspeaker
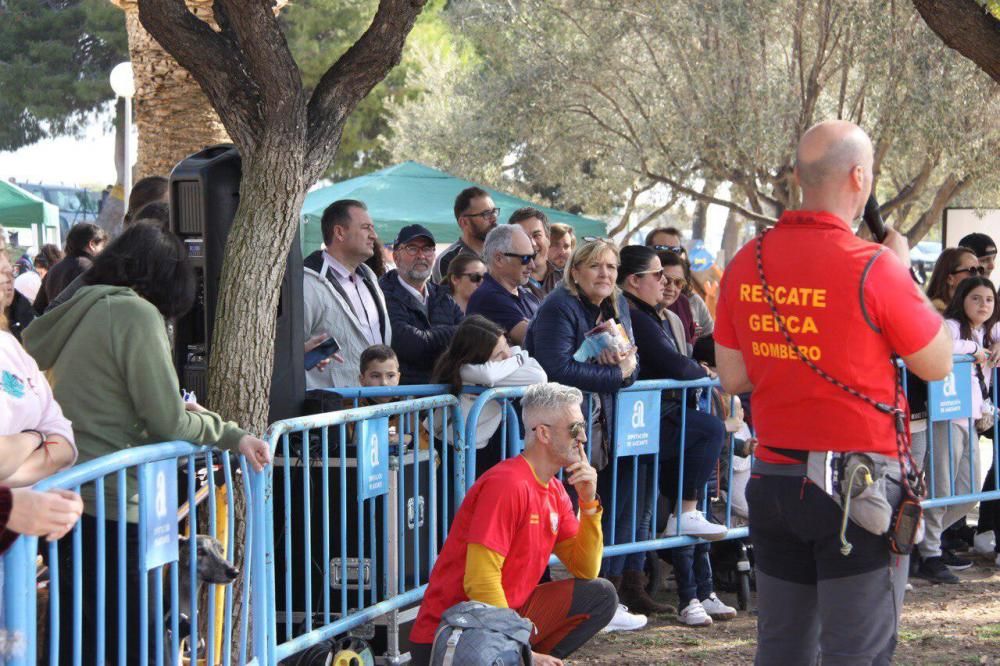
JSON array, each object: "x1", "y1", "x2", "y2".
[{"x1": 169, "y1": 144, "x2": 305, "y2": 423}]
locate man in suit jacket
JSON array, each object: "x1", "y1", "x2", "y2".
[{"x1": 303, "y1": 200, "x2": 392, "y2": 389}]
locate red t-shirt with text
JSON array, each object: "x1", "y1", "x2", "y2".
[
  {"x1": 410, "y1": 455, "x2": 579, "y2": 644},
  {"x1": 714, "y1": 211, "x2": 942, "y2": 461}
]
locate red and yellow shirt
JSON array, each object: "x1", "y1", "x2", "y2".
[
  {"x1": 410, "y1": 455, "x2": 600, "y2": 644},
  {"x1": 714, "y1": 211, "x2": 942, "y2": 461}
]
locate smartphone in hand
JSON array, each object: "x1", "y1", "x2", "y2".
[{"x1": 305, "y1": 337, "x2": 341, "y2": 370}]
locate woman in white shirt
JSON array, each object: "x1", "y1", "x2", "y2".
[{"x1": 432, "y1": 315, "x2": 546, "y2": 478}]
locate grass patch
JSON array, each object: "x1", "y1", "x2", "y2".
[{"x1": 975, "y1": 623, "x2": 1000, "y2": 640}]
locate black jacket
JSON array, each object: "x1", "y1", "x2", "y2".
[
  {"x1": 6, "y1": 289, "x2": 36, "y2": 342},
  {"x1": 379, "y1": 269, "x2": 464, "y2": 385},
  {"x1": 624, "y1": 292, "x2": 707, "y2": 382}
]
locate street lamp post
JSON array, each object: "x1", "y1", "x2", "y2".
[{"x1": 110, "y1": 62, "x2": 136, "y2": 205}]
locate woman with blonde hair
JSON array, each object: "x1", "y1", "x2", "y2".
[{"x1": 525, "y1": 239, "x2": 647, "y2": 632}]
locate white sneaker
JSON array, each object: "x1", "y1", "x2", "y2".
[
  {"x1": 600, "y1": 604, "x2": 648, "y2": 632},
  {"x1": 974, "y1": 530, "x2": 996, "y2": 556},
  {"x1": 679, "y1": 598, "x2": 713, "y2": 626},
  {"x1": 700, "y1": 593, "x2": 737, "y2": 621},
  {"x1": 663, "y1": 511, "x2": 728, "y2": 541}
]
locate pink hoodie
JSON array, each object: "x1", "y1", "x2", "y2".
[{"x1": 1, "y1": 331, "x2": 76, "y2": 454}]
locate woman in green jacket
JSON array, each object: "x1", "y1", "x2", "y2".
[{"x1": 23, "y1": 221, "x2": 271, "y2": 663}]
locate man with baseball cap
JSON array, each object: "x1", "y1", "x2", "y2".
[
  {"x1": 958, "y1": 232, "x2": 997, "y2": 276},
  {"x1": 379, "y1": 224, "x2": 464, "y2": 384}
]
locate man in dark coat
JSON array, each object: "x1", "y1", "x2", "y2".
[{"x1": 379, "y1": 225, "x2": 464, "y2": 385}]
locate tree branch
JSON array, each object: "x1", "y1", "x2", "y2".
[
  {"x1": 912, "y1": 0, "x2": 1000, "y2": 84},
  {"x1": 306, "y1": 0, "x2": 427, "y2": 181},
  {"x1": 644, "y1": 169, "x2": 777, "y2": 225},
  {"x1": 137, "y1": 0, "x2": 262, "y2": 150}
]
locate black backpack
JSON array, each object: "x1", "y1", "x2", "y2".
[{"x1": 429, "y1": 601, "x2": 534, "y2": 666}]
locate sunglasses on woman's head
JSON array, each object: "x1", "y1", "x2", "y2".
[{"x1": 653, "y1": 245, "x2": 686, "y2": 254}]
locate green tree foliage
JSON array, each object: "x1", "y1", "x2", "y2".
[
  {"x1": 0, "y1": 0, "x2": 128, "y2": 151},
  {"x1": 390, "y1": 0, "x2": 1000, "y2": 243},
  {"x1": 282, "y1": 0, "x2": 460, "y2": 180}
]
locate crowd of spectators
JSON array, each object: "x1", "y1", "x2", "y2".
[{"x1": 2, "y1": 165, "x2": 999, "y2": 661}]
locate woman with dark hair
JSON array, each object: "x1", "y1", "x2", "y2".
[
  {"x1": 22, "y1": 222, "x2": 271, "y2": 663},
  {"x1": 34, "y1": 244, "x2": 64, "y2": 277},
  {"x1": 443, "y1": 253, "x2": 487, "y2": 314},
  {"x1": 618, "y1": 245, "x2": 732, "y2": 625},
  {"x1": 364, "y1": 236, "x2": 389, "y2": 278},
  {"x1": 926, "y1": 247, "x2": 982, "y2": 313},
  {"x1": 432, "y1": 315, "x2": 545, "y2": 476},
  {"x1": 33, "y1": 222, "x2": 108, "y2": 314},
  {"x1": 657, "y1": 249, "x2": 698, "y2": 349}
]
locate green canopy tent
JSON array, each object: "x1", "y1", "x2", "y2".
[
  {"x1": 0, "y1": 180, "x2": 60, "y2": 250},
  {"x1": 300, "y1": 161, "x2": 606, "y2": 251}
]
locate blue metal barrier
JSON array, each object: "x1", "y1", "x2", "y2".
[
  {"x1": 251, "y1": 395, "x2": 464, "y2": 665},
  {"x1": 1, "y1": 442, "x2": 256, "y2": 666},
  {"x1": 462, "y1": 378, "x2": 751, "y2": 560}
]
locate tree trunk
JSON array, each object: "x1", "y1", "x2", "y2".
[
  {"x1": 691, "y1": 179, "x2": 719, "y2": 241},
  {"x1": 111, "y1": 0, "x2": 230, "y2": 180},
  {"x1": 96, "y1": 97, "x2": 127, "y2": 237},
  {"x1": 206, "y1": 137, "x2": 306, "y2": 431},
  {"x1": 720, "y1": 207, "x2": 743, "y2": 269},
  {"x1": 904, "y1": 174, "x2": 972, "y2": 246},
  {"x1": 912, "y1": 0, "x2": 1000, "y2": 84}
]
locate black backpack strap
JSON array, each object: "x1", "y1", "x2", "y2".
[{"x1": 859, "y1": 248, "x2": 886, "y2": 335}]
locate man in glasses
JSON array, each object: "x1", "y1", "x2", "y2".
[
  {"x1": 379, "y1": 224, "x2": 463, "y2": 385},
  {"x1": 432, "y1": 186, "x2": 500, "y2": 283},
  {"x1": 645, "y1": 226, "x2": 688, "y2": 260},
  {"x1": 958, "y1": 232, "x2": 997, "y2": 279},
  {"x1": 409, "y1": 382, "x2": 617, "y2": 666},
  {"x1": 467, "y1": 225, "x2": 541, "y2": 345},
  {"x1": 509, "y1": 207, "x2": 561, "y2": 300}
]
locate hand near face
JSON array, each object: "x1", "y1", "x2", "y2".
[{"x1": 564, "y1": 441, "x2": 597, "y2": 504}]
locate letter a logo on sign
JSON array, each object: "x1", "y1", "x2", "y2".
[
  {"x1": 155, "y1": 470, "x2": 168, "y2": 518},
  {"x1": 942, "y1": 372, "x2": 957, "y2": 398},
  {"x1": 632, "y1": 400, "x2": 645, "y2": 429}
]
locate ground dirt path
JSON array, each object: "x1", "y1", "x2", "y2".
[{"x1": 571, "y1": 552, "x2": 1000, "y2": 665}]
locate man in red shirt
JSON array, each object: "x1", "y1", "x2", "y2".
[
  {"x1": 715, "y1": 120, "x2": 952, "y2": 665},
  {"x1": 408, "y1": 383, "x2": 617, "y2": 666}
]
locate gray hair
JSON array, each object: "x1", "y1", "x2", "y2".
[
  {"x1": 521, "y1": 383, "x2": 584, "y2": 428},
  {"x1": 482, "y1": 224, "x2": 524, "y2": 267}
]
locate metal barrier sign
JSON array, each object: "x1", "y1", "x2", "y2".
[
  {"x1": 928, "y1": 369, "x2": 974, "y2": 421},
  {"x1": 357, "y1": 416, "x2": 390, "y2": 499},
  {"x1": 614, "y1": 391, "x2": 660, "y2": 456},
  {"x1": 140, "y1": 459, "x2": 179, "y2": 571}
]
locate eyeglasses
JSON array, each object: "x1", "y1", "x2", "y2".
[
  {"x1": 532, "y1": 421, "x2": 587, "y2": 440},
  {"x1": 635, "y1": 269, "x2": 664, "y2": 280},
  {"x1": 462, "y1": 273, "x2": 485, "y2": 283},
  {"x1": 663, "y1": 277, "x2": 687, "y2": 288},
  {"x1": 653, "y1": 245, "x2": 686, "y2": 254},
  {"x1": 464, "y1": 208, "x2": 500, "y2": 221},
  {"x1": 399, "y1": 244, "x2": 436, "y2": 256},
  {"x1": 952, "y1": 266, "x2": 986, "y2": 276},
  {"x1": 503, "y1": 252, "x2": 537, "y2": 265},
  {"x1": 583, "y1": 236, "x2": 613, "y2": 243}
]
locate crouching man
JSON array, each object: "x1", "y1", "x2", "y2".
[{"x1": 409, "y1": 382, "x2": 618, "y2": 666}]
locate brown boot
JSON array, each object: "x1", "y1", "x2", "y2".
[
  {"x1": 618, "y1": 569, "x2": 675, "y2": 615},
  {"x1": 606, "y1": 574, "x2": 623, "y2": 593}
]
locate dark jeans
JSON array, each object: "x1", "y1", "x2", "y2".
[
  {"x1": 671, "y1": 542, "x2": 713, "y2": 607},
  {"x1": 660, "y1": 405, "x2": 725, "y2": 503},
  {"x1": 747, "y1": 473, "x2": 908, "y2": 665},
  {"x1": 599, "y1": 458, "x2": 653, "y2": 575}
]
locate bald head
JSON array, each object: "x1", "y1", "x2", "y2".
[{"x1": 795, "y1": 120, "x2": 873, "y2": 190}]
